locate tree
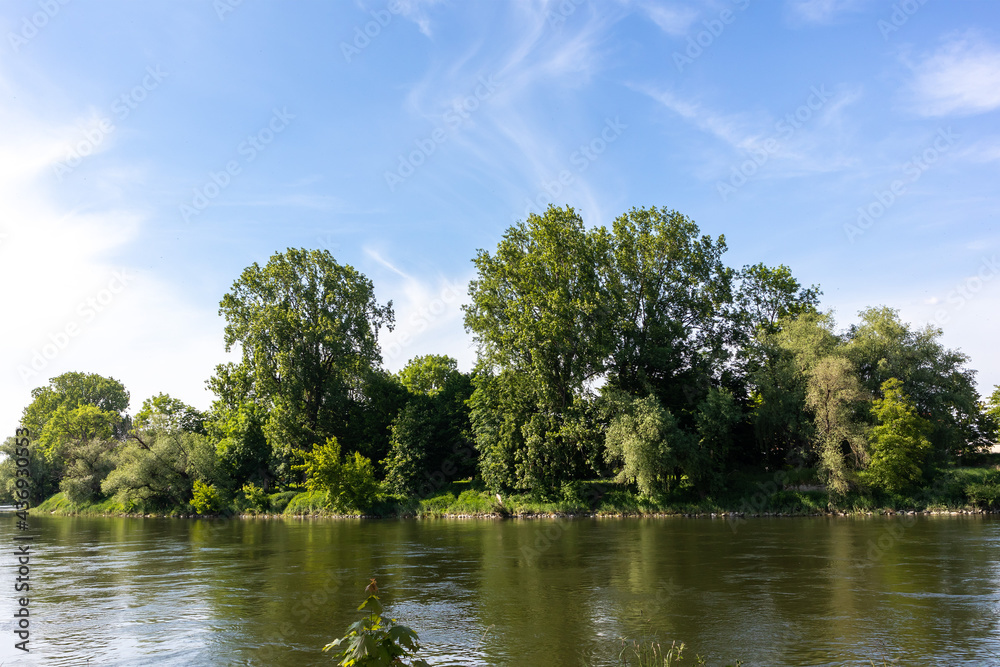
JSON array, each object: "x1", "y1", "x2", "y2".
[
  {"x1": 844, "y1": 307, "x2": 985, "y2": 463},
  {"x1": 604, "y1": 206, "x2": 735, "y2": 415},
  {"x1": 383, "y1": 356, "x2": 476, "y2": 496},
  {"x1": 464, "y1": 206, "x2": 611, "y2": 491},
  {"x1": 101, "y1": 431, "x2": 218, "y2": 510},
  {"x1": 747, "y1": 312, "x2": 838, "y2": 468},
  {"x1": 867, "y1": 378, "x2": 932, "y2": 494},
  {"x1": 60, "y1": 439, "x2": 118, "y2": 504},
  {"x1": 17, "y1": 372, "x2": 130, "y2": 502},
  {"x1": 604, "y1": 394, "x2": 686, "y2": 497},
  {"x1": 688, "y1": 387, "x2": 741, "y2": 493},
  {"x1": 134, "y1": 393, "x2": 206, "y2": 434},
  {"x1": 805, "y1": 356, "x2": 868, "y2": 495},
  {"x1": 214, "y1": 248, "x2": 393, "y2": 460},
  {"x1": 396, "y1": 355, "x2": 459, "y2": 396},
  {"x1": 735, "y1": 263, "x2": 821, "y2": 337},
  {"x1": 207, "y1": 362, "x2": 275, "y2": 489}
]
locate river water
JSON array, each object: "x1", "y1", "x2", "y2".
[{"x1": 1, "y1": 514, "x2": 999, "y2": 666}]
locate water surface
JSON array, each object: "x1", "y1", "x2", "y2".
[{"x1": 2, "y1": 514, "x2": 999, "y2": 666}]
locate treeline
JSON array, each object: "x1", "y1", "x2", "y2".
[{"x1": 4, "y1": 205, "x2": 999, "y2": 513}]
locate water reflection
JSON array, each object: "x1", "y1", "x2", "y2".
[{"x1": 1, "y1": 515, "x2": 998, "y2": 666}]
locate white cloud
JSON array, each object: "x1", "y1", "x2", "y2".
[
  {"x1": 786, "y1": 0, "x2": 866, "y2": 25},
  {"x1": 364, "y1": 247, "x2": 475, "y2": 372},
  {"x1": 640, "y1": 3, "x2": 698, "y2": 36},
  {"x1": 0, "y1": 69, "x2": 227, "y2": 433},
  {"x1": 909, "y1": 34, "x2": 1000, "y2": 117}
]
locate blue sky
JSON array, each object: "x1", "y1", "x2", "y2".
[{"x1": 1, "y1": 0, "x2": 998, "y2": 433}]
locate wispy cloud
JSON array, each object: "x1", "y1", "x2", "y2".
[
  {"x1": 786, "y1": 0, "x2": 867, "y2": 25},
  {"x1": 638, "y1": 2, "x2": 698, "y2": 36},
  {"x1": 908, "y1": 33, "x2": 1000, "y2": 116}
]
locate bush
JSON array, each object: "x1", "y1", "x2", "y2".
[
  {"x1": 192, "y1": 480, "x2": 224, "y2": 514},
  {"x1": 240, "y1": 482, "x2": 269, "y2": 514},
  {"x1": 294, "y1": 437, "x2": 381, "y2": 513},
  {"x1": 966, "y1": 482, "x2": 1000, "y2": 509}
]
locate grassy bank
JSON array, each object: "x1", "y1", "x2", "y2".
[{"x1": 32, "y1": 465, "x2": 1000, "y2": 519}]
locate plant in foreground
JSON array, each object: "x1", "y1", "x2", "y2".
[{"x1": 324, "y1": 578, "x2": 430, "y2": 666}]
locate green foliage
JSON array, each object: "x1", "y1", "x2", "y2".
[
  {"x1": 239, "y1": 482, "x2": 269, "y2": 514},
  {"x1": 134, "y1": 393, "x2": 206, "y2": 435},
  {"x1": 215, "y1": 247, "x2": 393, "y2": 463},
  {"x1": 604, "y1": 206, "x2": 734, "y2": 415},
  {"x1": 464, "y1": 206, "x2": 612, "y2": 491},
  {"x1": 192, "y1": 480, "x2": 224, "y2": 514},
  {"x1": 60, "y1": 439, "x2": 118, "y2": 504},
  {"x1": 618, "y1": 639, "x2": 688, "y2": 666},
  {"x1": 688, "y1": 388, "x2": 741, "y2": 492},
  {"x1": 16, "y1": 372, "x2": 130, "y2": 503},
  {"x1": 867, "y1": 379, "x2": 933, "y2": 494},
  {"x1": 397, "y1": 354, "x2": 459, "y2": 396},
  {"x1": 207, "y1": 365, "x2": 274, "y2": 488},
  {"x1": 805, "y1": 356, "x2": 868, "y2": 495},
  {"x1": 101, "y1": 431, "x2": 218, "y2": 511},
  {"x1": 605, "y1": 395, "x2": 686, "y2": 497},
  {"x1": 268, "y1": 490, "x2": 298, "y2": 513},
  {"x1": 965, "y1": 482, "x2": 1000, "y2": 509},
  {"x1": 383, "y1": 399, "x2": 435, "y2": 497},
  {"x1": 295, "y1": 437, "x2": 380, "y2": 513},
  {"x1": 845, "y1": 307, "x2": 986, "y2": 462},
  {"x1": 323, "y1": 579, "x2": 430, "y2": 667},
  {"x1": 736, "y1": 263, "x2": 821, "y2": 336},
  {"x1": 384, "y1": 356, "x2": 476, "y2": 496},
  {"x1": 283, "y1": 489, "x2": 328, "y2": 515}
]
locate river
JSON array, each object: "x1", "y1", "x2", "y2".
[{"x1": 2, "y1": 514, "x2": 999, "y2": 666}]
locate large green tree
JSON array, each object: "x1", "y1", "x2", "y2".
[
  {"x1": 213, "y1": 248, "x2": 394, "y2": 465},
  {"x1": 464, "y1": 207, "x2": 611, "y2": 491},
  {"x1": 603, "y1": 206, "x2": 735, "y2": 415},
  {"x1": 844, "y1": 307, "x2": 987, "y2": 463},
  {"x1": 14, "y1": 372, "x2": 130, "y2": 502}
]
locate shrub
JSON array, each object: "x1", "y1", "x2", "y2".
[
  {"x1": 240, "y1": 482, "x2": 269, "y2": 514},
  {"x1": 192, "y1": 480, "x2": 224, "y2": 514},
  {"x1": 295, "y1": 438, "x2": 380, "y2": 513},
  {"x1": 966, "y1": 482, "x2": 1000, "y2": 509}
]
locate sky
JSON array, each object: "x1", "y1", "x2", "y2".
[{"x1": 0, "y1": 0, "x2": 998, "y2": 434}]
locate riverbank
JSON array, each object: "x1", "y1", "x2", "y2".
[{"x1": 33, "y1": 466, "x2": 1000, "y2": 520}]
